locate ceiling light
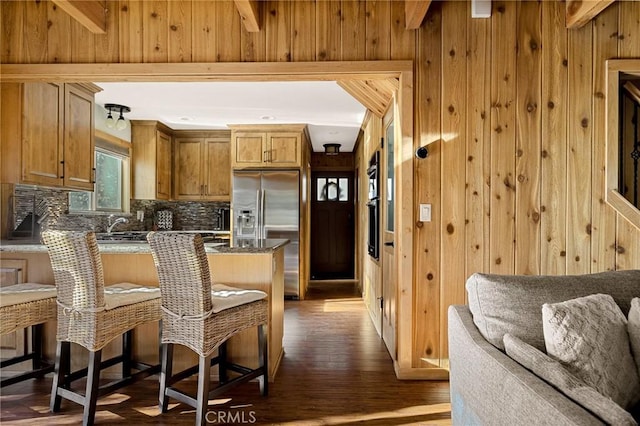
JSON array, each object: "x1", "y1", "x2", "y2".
[
  {"x1": 104, "y1": 103, "x2": 131, "y2": 131},
  {"x1": 324, "y1": 143, "x2": 341, "y2": 156},
  {"x1": 260, "y1": 115, "x2": 275, "y2": 120}
]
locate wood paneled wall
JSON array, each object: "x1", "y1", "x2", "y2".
[
  {"x1": 2, "y1": 0, "x2": 639, "y2": 373},
  {"x1": 414, "y1": 0, "x2": 640, "y2": 368}
]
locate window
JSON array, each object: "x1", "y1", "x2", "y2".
[
  {"x1": 619, "y1": 77, "x2": 640, "y2": 209},
  {"x1": 316, "y1": 177, "x2": 349, "y2": 202},
  {"x1": 385, "y1": 120, "x2": 395, "y2": 232},
  {"x1": 69, "y1": 133, "x2": 130, "y2": 213},
  {"x1": 606, "y1": 60, "x2": 640, "y2": 229}
]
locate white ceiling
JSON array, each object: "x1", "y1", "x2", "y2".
[{"x1": 94, "y1": 81, "x2": 367, "y2": 152}]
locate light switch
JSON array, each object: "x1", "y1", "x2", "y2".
[{"x1": 419, "y1": 204, "x2": 432, "y2": 222}]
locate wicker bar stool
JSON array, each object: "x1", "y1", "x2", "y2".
[
  {"x1": 42, "y1": 230, "x2": 162, "y2": 426},
  {"x1": 147, "y1": 231, "x2": 269, "y2": 426},
  {"x1": 0, "y1": 282, "x2": 56, "y2": 388}
]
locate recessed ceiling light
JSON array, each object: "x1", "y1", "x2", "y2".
[
  {"x1": 260, "y1": 115, "x2": 275, "y2": 120},
  {"x1": 180, "y1": 117, "x2": 192, "y2": 121}
]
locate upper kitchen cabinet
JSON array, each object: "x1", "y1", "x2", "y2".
[
  {"x1": 174, "y1": 130, "x2": 231, "y2": 201},
  {"x1": 131, "y1": 121, "x2": 172, "y2": 200},
  {"x1": 0, "y1": 82, "x2": 100, "y2": 191},
  {"x1": 229, "y1": 124, "x2": 308, "y2": 169}
]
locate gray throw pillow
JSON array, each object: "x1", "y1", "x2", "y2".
[
  {"x1": 542, "y1": 294, "x2": 640, "y2": 409},
  {"x1": 504, "y1": 333, "x2": 637, "y2": 426}
]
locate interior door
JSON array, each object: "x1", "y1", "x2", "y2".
[
  {"x1": 381, "y1": 114, "x2": 397, "y2": 360},
  {"x1": 310, "y1": 172, "x2": 355, "y2": 279}
]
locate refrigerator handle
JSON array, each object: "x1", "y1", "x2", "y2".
[
  {"x1": 256, "y1": 189, "x2": 261, "y2": 239},
  {"x1": 260, "y1": 189, "x2": 266, "y2": 239}
]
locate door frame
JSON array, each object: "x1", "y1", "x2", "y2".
[
  {"x1": 1, "y1": 60, "x2": 425, "y2": 378},
  {"x1": 381, "y1": 104, "x2": 397, "y2": 360}
]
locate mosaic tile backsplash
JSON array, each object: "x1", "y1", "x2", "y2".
[{"x1": 8, "y1": 185, "x2": 229, "y2": 240}]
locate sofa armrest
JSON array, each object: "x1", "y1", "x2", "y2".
[{"x1": 448, "y1": 305, "x2": 604, "y2": 426}]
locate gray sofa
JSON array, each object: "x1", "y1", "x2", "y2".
[{"x1": 448, "y1": 270, "x2": 640, "y2": 426}]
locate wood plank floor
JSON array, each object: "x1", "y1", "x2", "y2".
[{"x1": 0, "y1": 281, "x2": 451, "y2": 425}]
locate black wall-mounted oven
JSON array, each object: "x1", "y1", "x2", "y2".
[
  {"x1": 366, "y1": 151, "x2": 380, "y2": 260},
  {"x1": 367, "y1": 198, "x2": 379, "y2": 260}
]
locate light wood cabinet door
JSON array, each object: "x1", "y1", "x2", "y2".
[
  {"x1": 2, "y1": 83, "x2": 98, "y2": 190},
  {"x1": 203, "y1": 137, "x2": 230, "y2": 199},
  {"x1": 268, "y1": 132, "x2": 300, "y2": 166},
  {"x1": 132, "y1": 121, "x2": 173, "y2": 200},
  {"x1": 174, "y1": 137, "x2": 203, "y2": 200},
  {"x1": 21, "y1": 83, "x2": 64, "y2": 187},
  {"x1": 233, "y1": 132, "x2": 266, "y2": 166},
  {"x1": 156, "y1": 130, "x2": 172, "y2": 200},
  {"x1": 63, "y1": 84, "x2": 95, "y2": 191},
  {"x1": 174, "y1": 136, "x2": 230, "y2": 200}
]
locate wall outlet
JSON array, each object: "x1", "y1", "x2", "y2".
[{"x1": 419, "y1": 204, "x2": 432, "y2": 222}]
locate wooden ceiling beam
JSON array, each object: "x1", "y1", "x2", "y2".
[
  {"x1": 51, "y1": 0, "x2": 106, "y2": 34},
  {"x1": 337, "y1": 80, "x2": 393, "y2": 118},
  {"x1": 234, "y1": 0, "x2": 261, "y2": 32},
  {"x1": 405, "y1": 0, "x2": 431, "y2": 30},
  {"x1": 566, "y1": 0, "x2": 615, "y2": 29}
]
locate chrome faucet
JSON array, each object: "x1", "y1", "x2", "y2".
[{"x1": 107, "y1": 215, "x2": 128, "y2": 234}]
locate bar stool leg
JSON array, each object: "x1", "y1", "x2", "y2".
[
  {"x1": 159, "y1": 343, "x2": 173, "y2": 413},
  {"x1": 258, "y1": 324, "x2": 268, "y2": 396},
  {"x1": 83, "y1": 349, "x2": 102, "y2": 426},
  {"x1": 122, "y1": 330, "x2": 133, "y2": 378},
  {"x1": 50, "y1": 341, "x2": 70, "y2": 413},
  {"x1": 32, "y1": 324, "x2": 42, "y2": 371},
  {"x1": 196, "y1": 353, "x2": 212, "y2": 426},
  {"x1": 218, "y1": 341, "x2": 228, "y2": 384}
]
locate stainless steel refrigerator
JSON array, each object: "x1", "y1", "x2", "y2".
[{"x1": 232, "y1": 170, "x2": 300, "y2": 298}]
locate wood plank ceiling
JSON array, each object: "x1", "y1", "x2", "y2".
[{"x1": 52, "y1": 0, "x2": 617, "y2": 119}]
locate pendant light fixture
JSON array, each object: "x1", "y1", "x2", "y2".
[{"x1": 104, "y1": 103, "x2": 131, "y2": 131}]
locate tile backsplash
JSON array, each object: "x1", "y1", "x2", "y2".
[{"x1": 8, "y1": 185, "x2": 229, "y2": 240}]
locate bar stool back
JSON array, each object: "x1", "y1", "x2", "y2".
[
  {"x1": 147, "y1": 231, "x2": 269, "y2": 426},
  {"x1": 42, "y1": 230, "x2": 162, "y2": 426}
]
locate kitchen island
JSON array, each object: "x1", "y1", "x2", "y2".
[{"x1": 0, "y1": 237, "x2": 288, "y2": 381}]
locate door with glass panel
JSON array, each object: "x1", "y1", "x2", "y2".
[{"x1": 310, "y1": 172, "x2": 355, "y2": 279}]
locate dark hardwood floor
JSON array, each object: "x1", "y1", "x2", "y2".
[{"x1": 0, "y1": 281, "x2": 451, "y2": 425}]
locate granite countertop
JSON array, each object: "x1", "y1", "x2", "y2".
[{"x1": 0, "y1": 237, "x2": 289, "y2": 254}]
